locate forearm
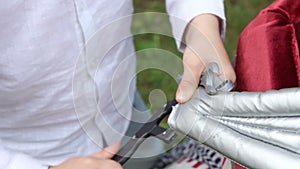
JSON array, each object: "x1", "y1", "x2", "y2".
[{"x1": 166, "y1": 0, "x2": 226, "y2": 51}]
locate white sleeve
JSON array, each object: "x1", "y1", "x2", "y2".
[
  {"x1": 166, "y1": 0, "x2": 226, "y2": 51},
  {"x1": 0, "y1": 143, "x2": 48, "y2": 169}
]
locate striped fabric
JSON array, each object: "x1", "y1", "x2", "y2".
[{"x1": 152, "y1": 139, "x2": 225, "y2": 169}]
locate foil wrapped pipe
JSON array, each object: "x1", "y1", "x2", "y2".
[{"x1": 168, "y1": 63, "x2": 300, "y2": 169}]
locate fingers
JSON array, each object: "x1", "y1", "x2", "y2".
[
  {"x1": 51, "y1": 143, "x2": 123, "y2": 169},
  {"x1": 50, "y1": 157, "x2": 123, "y2": 169},
  {"x1": 97, "y1": 159, "x2": 123, "y2": 169},
  {"x1": 176, "y1": 47, "x2": 236, "y2": 104},
  {"x1": 92, "y1": 142, "x2": 121, "y2": 159},
  {"x1": 176, "y1": 48, "x2": 205, "y2": 103},
  {"x1": 217, "y1": 63, "x2": 236, "y2": 83}
]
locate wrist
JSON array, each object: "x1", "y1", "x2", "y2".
[{"x1": 186, "y1": 14, "x2": 221, "y2": 41}]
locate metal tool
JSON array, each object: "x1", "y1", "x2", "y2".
[{"x1": 112, "y1": 99, "x2": 178, "y2": 165}]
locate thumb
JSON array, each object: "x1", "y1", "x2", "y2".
[
  {"x1": 91, "y1": 142, "x2": 121, "y2": 159},
  {"x1": 176, "y1": 49, "x2": 205, "y2": 103}
]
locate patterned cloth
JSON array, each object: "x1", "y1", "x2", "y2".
[{"x1": 152, "y1": 138, "x2": 225, "y2": 169}]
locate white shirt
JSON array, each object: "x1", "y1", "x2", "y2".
[{"x1": 0, "y1": 0, "x2": 225, "y2": 168}]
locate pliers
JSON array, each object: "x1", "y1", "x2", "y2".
[{"x1": 112, "y1": 99, "x2": 178, "y2": 165}]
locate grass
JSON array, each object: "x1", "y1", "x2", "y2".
[{"x1": 133, "y1": 0, "x2": 274, "y2": 111}]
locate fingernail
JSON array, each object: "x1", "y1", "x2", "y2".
[{"x1": 176, "y1": 89, "x2": 186, "y2": 103}]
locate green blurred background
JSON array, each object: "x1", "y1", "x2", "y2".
[{"x1": 133, "y1": 0, "x2": 273, "y2": 111}]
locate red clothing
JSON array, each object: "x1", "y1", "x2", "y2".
[
  {"x1": 235, "y1": 0, "x2": 300, "y2": 92},
  {"x1": 234, "y1": 0, "x2": 300, "y2": 168}
]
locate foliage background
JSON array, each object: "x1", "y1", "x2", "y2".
[{"x1": 133, "y1": 0, "x2": 273, "y2": 111}]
